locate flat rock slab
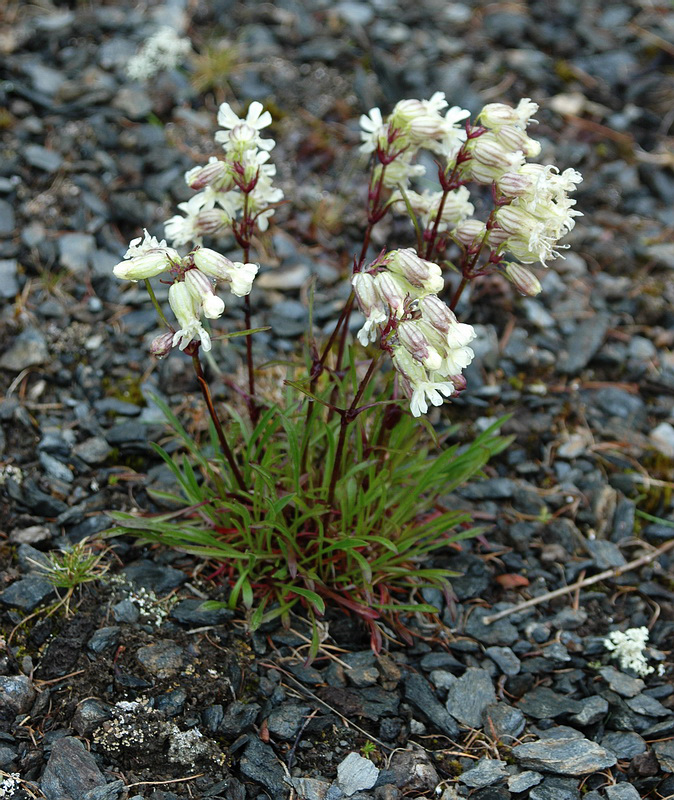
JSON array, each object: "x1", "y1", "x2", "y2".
[
  {"x1": 136, "y1": 640, "x2": 186, "y2": 678},
  {"x1": 599, "y1": 666, "x2": 645, "y2": 698},
  {"x1": 513, "y1": 737, "x2": 617, "y2": 775},
  {"x1": 517, "y1": 686, "x2": 581, "y2": 719},
  {"x1": 446, "y1": 668, "x2": 497, "y2": 729},
  {"x1": 40, "y1": 736, "x2": 106, "y2": 800},
  {"x1": 337, "y1": 752, "x2": 379, "y2": 796}
]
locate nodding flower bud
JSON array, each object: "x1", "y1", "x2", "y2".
[
  {"x1": 196, "y1": 209, "x2": 231, "y2": 236},
  {"x1": 495, "y1": 126, "x2": 541, "y2": 158},
  {"x1": 374, "y1": 271, "x2": 408, "y2": 317},
  {"x1": 495, "y1": 205, "x2": 538, "y2": 236},
  {"x1": 184, "y1": 268, "x2": 225, "y2": 319},
  {"x1": 419, "y1": 294, "x2": 458, "y2": 335},
  {"x1": 472, "y1": 135, "x2": 522, "y2": 170},
  {"x1": 388, "y1": 249, "x2": 444, "y2": 293},
  {"x1": 505, "y1": 263, "x2": 542, "y2": 296},
  {"x1": 497, "y1": 171, "x2": 535, "y2": 197},
  {"x1": 150, "y1": 331, "x2": 175, "y2": 359},
  {"x1": 113, "y1": 248, "x2": 179, "y2": 282},
  {"x1": 453, "y1": 219, "x2": 487, "y2": 247},
  {"x1": 185, "y1": 158, "x2": 232, "y2": 191},
  {"x1": 353, "y1": 272, "x2": 384, "y2": 318},
  {"x1": 192, "y1": 248, "x2": 235, "y2": 281},
  {"x1": 397, "y1": 321, "x2": 443, "y2": 371}
]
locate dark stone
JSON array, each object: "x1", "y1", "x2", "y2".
[
  {"x1": 485, "y1": 646, "x2": 521, "y2": 676},
  {"x1": 507, "y1": 771, "x2": 542, "y2": 792},
  {"x1": 483, "y1": 703, "x2": 526, "y2": 741},
  {"x1": 122, "y1": 560, "x2": 186, "y2": 592},
  {"x1": 0, "y1": 576, "x2": 55, "y2": 612},
  {"x1": 136, "y1": 640, "x2": 186, "y2": 677},
  {"x1": 170, "y1": 598, "x2": 234, "y2": 626},
  {"x1": 517, "y1": 686, "x2": 582, "y2": 719},
  {"x1": 0, "y1": 744, "x2": 17, "y2": 768},
  {"x1": 88, "y1": 626, "x2": 120, "y2": 653},
  {"x1": 37, "y1": 614, "x2": 96, "y2": 679},
  {"x1": 569, "y1": 695, "x2": 608, "y2": 726},
  {"x1": 155, "y1": 688, "x2": 187, "y2": 717},
  {"x1": 112, "y1": 598, "x2": 140, "y2": 623},
  {"x1": 446, "y1": 668, "x2": 496, "y2": 729},
  {"x1": 219, "y1": 701, "x2": 261, "y2": 738},
  {"x1": 605, "y1": 784, "x2": 641, "y2": 800},
  {"x1": 403, "y1": 671, "x2": 460, "y2": 738},
  {"x1": 40, "y1": 737, "x2": 106, "y2": 800},
  {"x1": 529, "y1": 775, "x2": 580, "y2": 800},
  {"x1": 458, "y1": 758, "x2": 508, "y2": 788},
  {"x1": 0, "y1": 675, "x2": 36, "y2": 720},
  {"x1": 600, "y1": 731, "x2": 646, "y2": 759},
  {"x1": 72, "y1": 699, "x2": 113, "y2": 736},
  {"x1": 5, "y1": 477, "x2": 68, "y2": 517},
  {"x1": 267, "y1": 703, "x2": 311, "y2": 739},
  {"x1": 83, "y1": 780, "x2": 125, "y2": 800},
  {"x1": 558, "y1": 315, "x2": 609, "y2": 374},
  {"x1": 625, "y1": 693, "x2": 671, "y2": 717},
  {"x1": 653, "y1": 739, "x2": 674, "y2": 771},
  {"x1": 464, "y1": 607, "x2": 519, "y2": 646},
  {"x1": 513, "y1": 737, "x2": 617, "y2": 775},
  {"x1": 239, "y1": 738, "x2": 287, "y2": 799},
  {"x1": 599, "y1": 667, "x2": 645, "y2": 698}
]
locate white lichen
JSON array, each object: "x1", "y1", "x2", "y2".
[{"x1": 603, "y1": 626, "x2": 657, "y2": 677}]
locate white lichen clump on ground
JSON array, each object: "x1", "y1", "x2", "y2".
[
  {"x1": 603, "y1": 626, "x2": 662, "y2": 677},
  {"x1": 0, "y1": 773, "x2": 21, "y2": 799},
  {"x1": 127, "y1": 27, "x2": 192, "y2": 81}
]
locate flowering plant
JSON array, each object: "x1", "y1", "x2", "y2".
[{"x1": 110, "y1": 93, "x2": 580, "y2": 655}]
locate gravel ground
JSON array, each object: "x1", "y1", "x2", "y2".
[{"x1": 1, "y1": 1, "x2": 674, "y2": 799}]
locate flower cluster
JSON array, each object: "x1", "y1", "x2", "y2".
[
  {"x1": 352, "y1": 249, "x2": 476, "y2": 417},
  {"x1": 112, "y1": 230, "x2": 258, "y2": 353},
  {"x1": 165, "y1": 101, "x2": 283, "y2": 247},
  {"x1": 360, "y1": 92, "x2": 470, "y2": 190},
  {"x1": 126, "y1": 27, "x2": 192, "y2": 81}
]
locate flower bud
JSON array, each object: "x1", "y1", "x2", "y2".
[
  {"x1": 495, "y1": 126, "x2": 540, "y2": 158},
  {"x1": 192, "y1": 248, "x2": 235, "y2": 280},
  {"x1": 505, "y1": 263, "x2": 542, "y2": 296},
  {"x1": 497, "y1": 171, "x2": 535, "y2": 197},
  {"x1": 169, "y1": 281, "x2": 199, "y2": 330},
  {"x1": 397, "y1": 321, "x2": 443, "y2": 371},
  {"x1": 150, "y1": 331, "x2": 175, "y2": 359},
  {"x1": 389, "y1": 249, "x2": 444, "y2": 293},
  {"x1": 196, "y1": 209, "x2": 231, "y2": 236},
  {"x1": 495, "y1": 205, "x2": 538, "y2": 235},
  {"x1": 353, "y1": 272, "x2": 384, "y2": 318},
  {"x1": 472, "y1": 136, "x2": 520, "y2": 169},
  {"x1": 419, "y1": 294, "x2": 457, "y2": 335},
  {"x1": 453, "y1": 219, "x2": 487, "y2": 247},
  {"x1": 374, "y1": 272, "x2": 408, "y2": 317},
  {"x1": 113, "y1": 250, "x2": 175, "y2": 282},
  {"x1": 185, "y1": 158, "x2": 231, "y2": 191},
  {"x1": 184, "y1": 268, "x2": 225, "y2": 319},
  {"x1": 479, "y1": 103, "x2": 520, "y2": 128}
]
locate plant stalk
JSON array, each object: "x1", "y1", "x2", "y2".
[{"x1": 191, "y1": 353, "x2": 246, "y2": 492}]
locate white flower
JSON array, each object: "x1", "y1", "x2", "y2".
[
  {"x1": 113, "y1": 230, "x2": 180, "y2": 281},
  {"x1": 184, "y1": 268, "x2": 225, "y2": 319},
  {"x1": 393, "y1": 188, "x2": 474, "y2": 232},
  {"x1": 359, "y1": 107, "x2": 388, "y2": 154},
  {"x1": 410, "y1": 380, "x2": 455, "y2": 417},
  {"x1": 387, "y1": 248, "x2": 444, "y2": 294},
  {"x1": 227, "y1": 262, "x2": 259, "y2": 296},
  {"x1": 169, "y1": 281, "x2": 212, "y2": 352},
  {"x1": 216, "y1": 101, "x2": 275, "y2": 152},
  {"x1": 165, "y1": 194, "x2": 210, "y2": 247},
  {"x1": 604, "y1": 627, "x2": 656, "y2": 677}
]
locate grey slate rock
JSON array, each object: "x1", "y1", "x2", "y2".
[
  {"x1": 136, "y1": 640, "x2": 186, "y2": 677},
  {"x1": 600, "y1": 731, "x2": 646, "y2": 759},
  {"x1": 0, "y1": 576, "x2": 55, "y2": 612},
  {"x1": 239, "y1": 738, "x2": 288, "y2": 799},
  {"x1": 0, "y1": 260, "x2": 18, "y2": 298},
  {"x1": 485, "y1": 646, "x2": 521, "y2": 676},
  {"x1": 0, "y1": 745, "x2": 17, "y2": 768},
  {"x1": 517, "y1": 686, "x2": 581, "y2": 719},
  {"x1": 529, "y1": 775, "x2": 580, "y2": 800},
  {"x1": 483, "y1": 703, "x2": 526, "y2": 741},
  {"x1": 0, "y1": 327, "x2": 49, "y2": 370},
  {"x1": 58, "y1": 233, "x2": 96, "y2": 273},
  {"x1": 72, "y1": 698, "x2": 113, "y2": 736},
  {"x1": 464, "y1": 607, "x2": 519, "y2": 646},
  {"x1": 558, "y1": 314, "x2": 609, "y2": 374},
  {"x1": 5, "y1": 477, "x2": 68, "y2": 516},
  {"x1": 653, "y1": 739, "x2": 674, "y2": 771},
  {"x1": 337, "y1": 753, "x2": 379, "y2": 796},
  {"x1": 594, "y1": 387, "x2": 644, "y2": 421},
  {"x1": 599, "y1": 666, "x2": 645, "y2": 698},
  {"x1": 122, "y1": 559, "x2": 186, "y2": 592},
  {"x1": 403, "y1": 671, "x2": 460, "y2": 738},
  {"x1": 73, "y1": 436, "x2": 113, "y2": 465},
  {"x1": 626, "y1": 692, "x2": 671, "y2": 717},
  {"x1": 170, "y1": 598, "x2": 234, "y2": 626},
  {"x1": 605, "y1": 785, "x2": 641, "y2": 800},
  {"x1": 512, "y1": 737, "x2": 617, "y2": 775},
  {"x1": 24, "y1": 144, "x2": 64, "y2": 173},
  {"x1": 507, "y1": 771, "x2": 542, "y2": 792},
  {"x1": 570, "y1": 695, "x2": 609, "y2": 726},
  {"x1": 0, "y1": 675, "x2": 36, "y2": 720},
  {"x1": 88, "y1": 626, "x2": 120, "y2": 653},
  {"x1": 446, "y1": 668, "x2": 496, "y2": 729},
  {"x1": 112, "y1": 598, "x2": 139, "y2": 623},
  {"x1": 83, "y1": 780, "x2": 125, "y2": 800},
  {"x1": 267, "y1": 703, "x2": 311, "y2": 739},
  {"x1": 458, "y1": 758, "x2": 508, "y2": 788},
  {"x1": 0, "y1": 202, "x2": 15, "y2": 237},
  {"x1": 40, "y1": 736, "x2": 107, "y2": 800},
  {"x1": 219, "y1": 701, "x2": 261, "y2": 738}
]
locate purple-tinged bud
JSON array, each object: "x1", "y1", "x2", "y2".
[
  {"x1": 450, "y1": 373, "x2": 467, "y2": 393},
  {"x1": 184, "y1": 268, "x2": 225, "y2": 319},
  {"x1": 150, "y1": 331, "x2": 175, "y2": 359},
  {"x1": 472, "y1": 136, "x2": 518, "y2": 169},
  {"x1": 505, "y1": 263, "x2": 542, "y2": 296},
  {"x1": 353, "y1": 272, "x2": 382, "y2": 317},
  {"x1": 495, "y1": 205, "x2": 537, "y2": 235},
  {"x1": 389, "y1": 249, "x2": 443, "y2": 292},
  {"x1": 453, "y1": 219, "x2": 487, "y2": 247},
  {"x1": 397, "y1": 321, "x2": 442, "y2": 370},
  {"x1": 497, "y1": 171, "x2": 534, "y2": 197},
  {"x1": 185, "y1": 159, "x2": 230, "y2": 191},
  {"x1": 196, "y1": 209, "x2": 230, "y2": 235},
  {"x1": 487, "y1": 226, "x2": 509, "y2": 247},
  {"x1": 374, "y1": 272, "x2": 408, "y2": 317},
  {"x1": 419, "y1": 294, "x2": 457, "y2": 335},
  {"x1": 192, "y1": 248, "x2": 235, "y2": 281}
]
